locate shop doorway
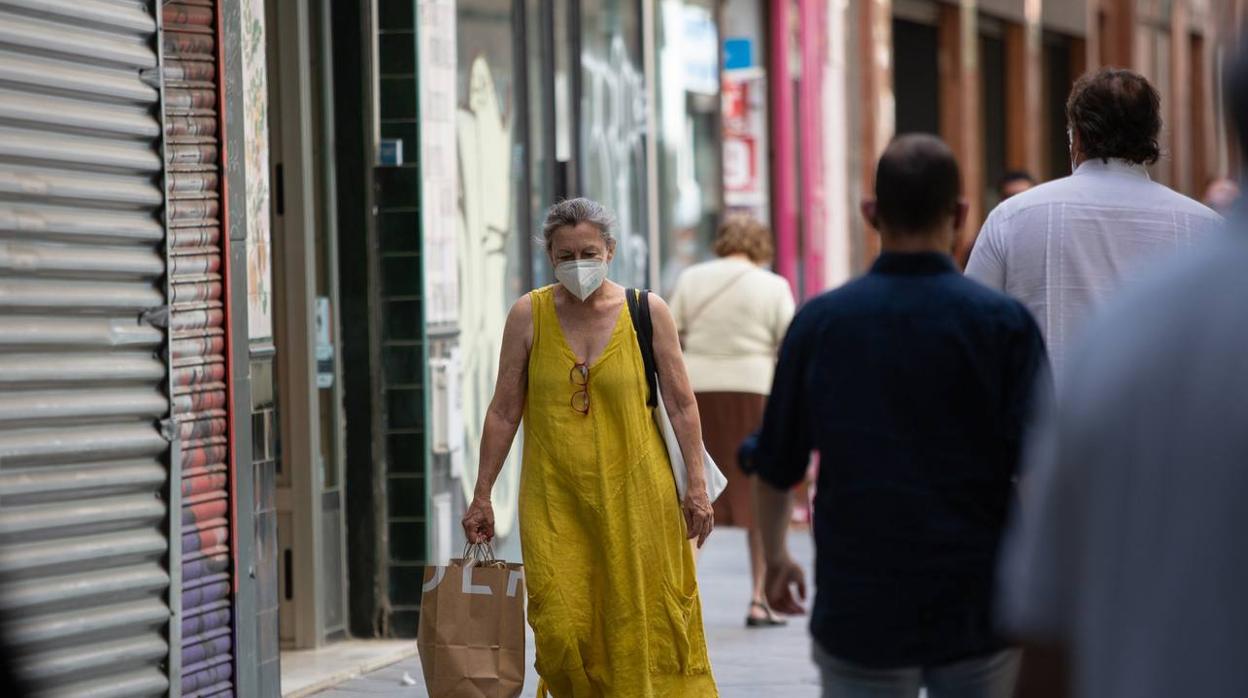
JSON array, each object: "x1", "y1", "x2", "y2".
[{"x1": 265, "y1": 0, "x2": 350, "y2": 650}]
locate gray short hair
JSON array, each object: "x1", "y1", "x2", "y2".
[{"x1": 541, "y1": 198, "x2": 616, "y2": 251}]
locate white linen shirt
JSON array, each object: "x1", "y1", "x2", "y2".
[
  {"x1": 999, "y1": 232, "x2": 1248, "y2": 698},
  {"x1": 966, "y1": 159, "x2": 1222, "y2": 384}
]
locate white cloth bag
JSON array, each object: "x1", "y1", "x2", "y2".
[{"x1": 653, "y1": 384, "x2": 729, "y2": 501}]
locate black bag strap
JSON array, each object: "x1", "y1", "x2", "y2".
[{"x1": 626, "y1": 288, "x2": 659, "y2": 408}]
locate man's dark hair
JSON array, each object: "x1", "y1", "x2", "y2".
[
  {"x1": 1000, "y1": 170, "x2": 1035, "y2": 188},
  {"x1": 875, "y1": 134, "x2": 961, "y2": 234},
  {"x1": 1066, "y1": 68, "x2": 1161, "y2": 165}
]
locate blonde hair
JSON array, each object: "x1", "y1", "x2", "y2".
[{"x1": 713, "y1": 214, "x2": 774, "y2": 264}]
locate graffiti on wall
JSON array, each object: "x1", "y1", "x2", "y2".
[
  {"x1": 582, "y1": 36, "x2": 650, "y2": 288},
  {"x1": 242, "y1": 0, "x2": 271, "y2": 341},
  {"x1": 456, "y1": 56, "x2": 522, "y2": 539}
]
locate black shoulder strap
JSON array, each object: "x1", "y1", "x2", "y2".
[{"x1": 626, "y1": 288, "x2": 659, "y2": 407}]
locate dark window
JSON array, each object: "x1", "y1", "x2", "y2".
[
  {"x1": 1044, "y1": 33, "x2": 1074, "y2": 180},
  {"x1": 981, "y1": 29, "x2": 1007, "y2": 209},
  {"x1": 893, "y1": 19, "x2": 941, "y2": 136}
]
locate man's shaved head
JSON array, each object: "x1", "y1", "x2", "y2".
[{"x1": 874, "y1": 134, "x2": 962, "y2": 235}]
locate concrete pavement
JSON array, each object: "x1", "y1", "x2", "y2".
[{"x1": 310, "y1": 526, "x2": 821, "y2": 697}]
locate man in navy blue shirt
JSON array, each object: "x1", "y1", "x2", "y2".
[{"x1": 753, "y1": 134, "x2": 1049, "y2": 698}]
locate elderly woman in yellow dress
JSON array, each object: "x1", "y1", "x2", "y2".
[{"x1": 462, "y1": 198, "x2": 719, "y2": 697}]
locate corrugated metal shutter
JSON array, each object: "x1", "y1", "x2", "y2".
[
  {"x1": 162, "y1": 2, "x2": 235, "y2": 697},
  {"x1": 0, "y1": 1, "x2": 173, "y2": 697}
]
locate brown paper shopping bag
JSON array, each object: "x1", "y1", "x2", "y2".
[{"x1": 417, "y1": 543, "x2": 526, "y2": 698}]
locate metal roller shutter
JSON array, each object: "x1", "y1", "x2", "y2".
[
  {"x1": 0, "y1": 1, "x2": 174, "y2": 697},
  {"x1": 161, "y1": 2, "x2": 235, "y2": 697}
]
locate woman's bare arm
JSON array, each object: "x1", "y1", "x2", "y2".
[
  {"x1": 648, "y1": 294, "x2": 705, "y2": 486},
  {"x1": 474, "y1": 295, "x2": 532, "y2": 500},
  {"x1": 647, "y1": 294, "x2": 715, "y2": 546},
  {"x1": 463, "y1": 296, "x2": 532, "y2": 543}
]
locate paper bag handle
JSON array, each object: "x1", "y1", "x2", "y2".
[{"x1": 462, "y1": 541, "x2": 506, "y2": 568}]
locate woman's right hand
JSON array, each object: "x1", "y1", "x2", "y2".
[
  {"x1": 462, "y1": 496, "x2": 495, "y2": 544},
  {"x1": 682, "y1": 488, "x2": 715, "y2": 548}
]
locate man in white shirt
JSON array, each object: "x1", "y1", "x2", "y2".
[
  {"x1": 966, "y1": 68, "x2": 1221, "y2": 384},
  {"x1": 999, "y1": 45, "x2": 1248, "y2": 698}
]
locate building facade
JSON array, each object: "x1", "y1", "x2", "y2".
[{"x1": 845, "y1": 0, "x2": 1245, "y2": 266}]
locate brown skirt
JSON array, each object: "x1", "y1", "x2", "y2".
[{"x1": 696, "y1": 391, "x2": 766, "y2": 529}]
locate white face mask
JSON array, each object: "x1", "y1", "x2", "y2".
[{"x1": 555, "y1": 259, "x2": 608, "y2": 301}]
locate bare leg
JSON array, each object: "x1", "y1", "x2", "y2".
[
  {"x1": 749, "y1": 525, "x2": 767, "y2": 608},
  {"x1": 746, "y1": 483, "x2": 786, "y2": 625}
]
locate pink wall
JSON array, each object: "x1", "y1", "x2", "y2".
[
  {"x1": 799, "y1": 0, "x2": 828, "y2": 298},
  {"x1": 770, "y1": 0, "x2": 799, "y2": 296},
  {"x1": 770, "y1": 0, "x2": 830, "y2": 300}
]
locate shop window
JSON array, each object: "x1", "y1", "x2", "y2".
[
  {"x1": 656, "y1": 0, "x2": 723, "y2": 294},
  {"x1": 580, "y1": 0, "x2": 649, "y2": 288}
]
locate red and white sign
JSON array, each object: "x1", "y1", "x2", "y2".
[{"x1": 722, "y1": 69, "x2": 768, "y2": 219}]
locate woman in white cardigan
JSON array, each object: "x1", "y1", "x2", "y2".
[{"x1": 670, "y1": 214, "x2": 796, "y2": 627}]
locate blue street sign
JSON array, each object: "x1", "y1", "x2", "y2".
[{"x1": 724, "y1": 38, "x2": 753, "y2": 70}]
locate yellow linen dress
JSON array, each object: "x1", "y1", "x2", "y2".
[{"x1": 520, "y1": 286, "x2": 717, "y2": 698}]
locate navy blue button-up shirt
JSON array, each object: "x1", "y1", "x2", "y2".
[{"x1": 754, "y1": 251, "x2": 1049, "y2": 668}]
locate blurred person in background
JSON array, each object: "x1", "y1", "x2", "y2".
[
  {"x1": 1203, "y1": 176, "x2": 1240, "y2": 215},
  {"x1": 999, "y1": 45, "x2": 1248, "y2": 698},
  {"x1": 998, "y1": 170, "x2": 1035, "y2": 201},
  {"x1": 670, "y1": 214, "x2": 795, "y2": 628},
  {"x1": 967, "y1": 68, "x2": 1222, "y2": 385},
  {"x1": 754, "y1": 135, "x2": 1049, "y2": 698}
]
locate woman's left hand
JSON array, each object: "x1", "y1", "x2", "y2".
[{"x1": 683, "y1": 488, "x2": 714, "y2": 548}]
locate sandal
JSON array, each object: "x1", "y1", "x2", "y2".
[{"x1": 745, "y1": 601, "x2": 788, "y2": 628}]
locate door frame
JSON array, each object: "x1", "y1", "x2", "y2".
[
  {"x1": 313, "y1": 0, "x2": 352, "y2": 641},
  {"x1": 268, "y1": 0, "x2": 337, "y2": 650}
]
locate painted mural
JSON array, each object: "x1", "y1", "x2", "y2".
[{"x1": 456, "y1": 56, "x2": 522, "y2": 539}]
